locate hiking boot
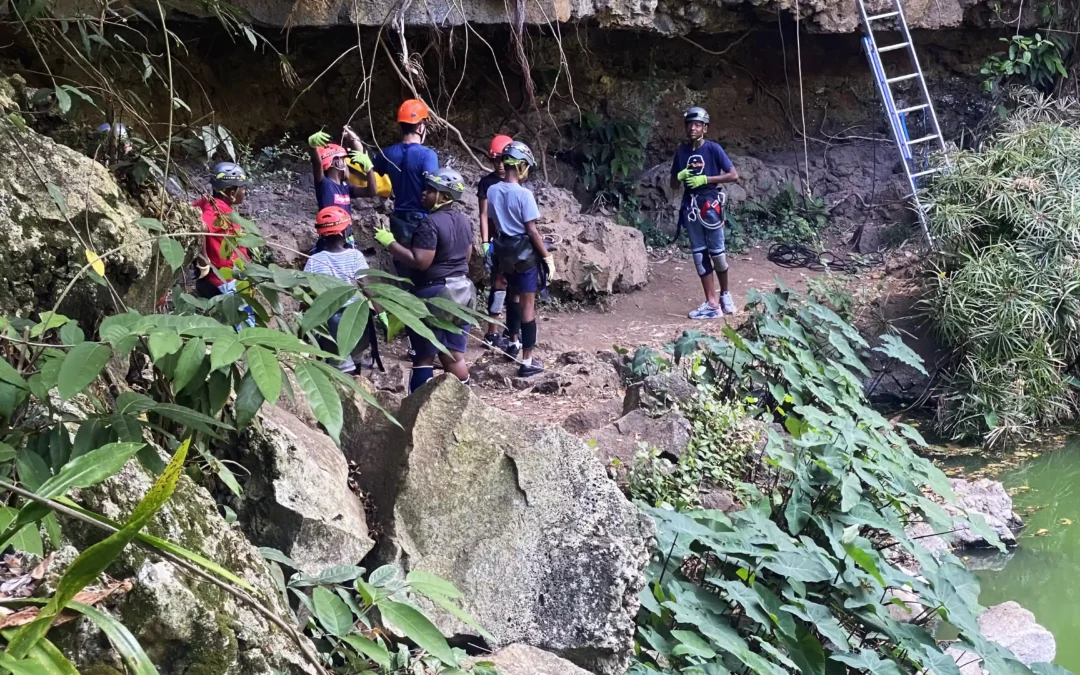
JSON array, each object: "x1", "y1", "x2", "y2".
[
  {"x1": 483, "y1": 333, "x2": 505, "y2": 350},
  {"x1": 688, "y1": 302, "x2": 720, "y2": 320},
  {"x1": 720, "y1": 292, "x2": 736, "y2": 315},
  {"x1": 518, "y1": 359, "x2": 545, "y2": 377}
]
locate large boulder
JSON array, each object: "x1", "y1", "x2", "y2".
[
  {"x1": 590, "y1": 408, "x2": 692, "y2": 466},
  {"x1": 948, "y1": 602, "x2": 1056, "y2": 673},
  {"x1": 946, "y1": 478, "x2": 1023, "y2": 548},
  {"x1": 62, "y1": 460, "x2": 316, "y2": 674},
  {"x1": 231, "y1": 407, "x2": 374, "y2": 574},
  {"x1": 342, "y1": 376, "x2": 654, "y2": 675},
  {"x1": 0, "y1": 78, "x2": 187, "y2": 324},
  {"x1": 466, "y1": 643, "x2": 592, "y2": 675}
]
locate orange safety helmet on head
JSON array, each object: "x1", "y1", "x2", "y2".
[
  {"x1": 489, "y1": 134, "x2": 514, "y2": 158},
  {"x1": 317, "y1": 144, "x2": 347, "y2": 170},
  {"x1": 397, "y1": 99, "x2": 430, "y2": 124},
  {"x1": 315, "y1": 206, "x2": 351, "y2": 236}
]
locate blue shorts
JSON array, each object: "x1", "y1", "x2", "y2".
[
  {"x1": 506, "y1": 267, "x2": 540, "y2": 294},
  {"x1": 682, "y1": 210, "x2": 725, "y2": 255},
  {"x1": 407, "y1": 284, "x2": 470, "y2": 359}
]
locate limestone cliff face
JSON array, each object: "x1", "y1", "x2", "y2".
[{"x1": 170, "y1": 0, "x2": 1024, "y2": 33}]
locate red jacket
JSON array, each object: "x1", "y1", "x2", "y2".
[{"x1": 194, "y1": 197, "x2": 249, "y2": 287}]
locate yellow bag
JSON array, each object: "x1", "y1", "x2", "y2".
[{"x1": 346, "y1": 160, "x2": 393, "y2": 197}]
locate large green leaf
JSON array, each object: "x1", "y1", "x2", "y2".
[
  {"x1": 781, "y1": 629, "x2": 825, "y2": 675},
  {"x1": 209, "y1": 335, "x2": 244, "y2": 372},
  {"x1": 57, "y1": 342, "x2": 111, "y2": 400},
  {"x1": 171, "y1": 337, "x2": 207, "y2": 392},
  {"x1": 0, "y1": 506, "x2": 42, "y2": 556},
  {"x1": 245, "y1": 345, "x2": 282, "y2": 404},
  {"x1": 299, "y1": 286, "x2": 358, "y2": 336},
  {"x1": 288, "y1": 564, "x2": 366, "y2": 588},
  {"x1": 830, "y1": 649, "x2": 905, "y2": 675},
  {"x1": 233, "y1": 371, "x2": 265, "y2": 429},
  {"x1": 0, "y1": 357, "x2": 29, "y2": 391},
  {"x1": 334, "y1": 299, "x2": 370, "y2": 358},
  {"x1": 341, "y1": 635, "x2": 391, "y2": 670},
  {"x1": 672, "y1": 630, "x2": 717, "y2": 659},
  {"x1": 406, "y1": 570, "x2": 462, "y2": 600},
  {"x1": 873, "y1": 334, "x2": 927, "y2": 376},
  {"x1": 761, "y1": 551, "x2": 834, "y2": 583},
  {"x1": 840, "y1": 472, "x2": 863, "y2": 513},
  {"x1": 313, "y1": 586, "x2": 354, "y2": 637},
  {"x1": 0, "y1": 636, "x2": 79, "y2": 674},
  {"x1": 375, "y1": 298, "x2": 448, "y2": 355},
  {"x1": 68, "y1": 601, "x2": 159, "y2": 674},
  {"x1": 157, "y1": 237, "x2": 186, "y2": 272},
  {"x1": 378, "y1": 600, "x2": 458, "y2": 667},
  {"x1": 0, "y1": 442, "x2": 144, "y2": 550},
  {"x1": 148, "y1": 329, "x2": 183, "y2": 362},
  {"x1": 293, "y1": 362, "x2": 341, "y2": 443},
  {"x1": 5, "y1": 438, "x2": 190, "y2": 659},
  {"x1": 237, "y1": 327, "x2": 332, "y2": 356}
]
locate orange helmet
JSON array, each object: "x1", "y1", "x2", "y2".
[
  {"x1": 317, "y1": 144, "x2": 347, "y2": 170},
  {"x1": 397, "y1": 99, "x2": 430, "y2": 124},
  {"x1": 315, "y1": 206, "x2": 351, "y2": 236},
  {"x1": 489, "y1": 134, "x2": 514, "y2": 158}
]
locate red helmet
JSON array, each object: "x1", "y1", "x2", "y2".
[
  {"x1": 317, "y1": 144, "x2": 347, "y2": 170},
  {"x1": 397, "y1": 99, "x2": 430, "y2": 124},
  {"x1": 315, "y1": 206, "x2": 351, "y2": 236},
  {"x1": 489, "y1": 134, "x2": 514, "y2": 158}
]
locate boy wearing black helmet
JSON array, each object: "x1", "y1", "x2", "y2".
[
  {"x1": 374, "y1": 168, "x2": 475, "y2": 393},
  {"x1": 488, "y1": 141, "x2": 554, "y2": 377},
  {"x1": 194, "y1": 161, "x2": 251, "y2": 299},
  {"x1": 670, "y1": 106, "x2": 739, "y2": 319}
]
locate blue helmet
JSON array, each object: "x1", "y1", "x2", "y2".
[
  {"x1": 211, "y1": 162, "x2": 248, "y2": 191},
  {"x1": 97, "y1": 122, "x2": 128, "y2": 138}
]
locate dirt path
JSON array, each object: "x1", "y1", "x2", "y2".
[{"x1": 530, "y1": 249, "x2": 816, "y2": 354}]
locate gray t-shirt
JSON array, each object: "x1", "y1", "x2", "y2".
[{"x1": 486, "y1": 181, "x2": 540, "y2": 237}]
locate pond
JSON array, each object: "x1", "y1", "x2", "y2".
[{"x1": 972, "y1": 438, "x2": 1080, "y2": 672}]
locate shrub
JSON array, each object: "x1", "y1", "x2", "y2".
[
  {"x1": 627, "y1": 286, "x2": 1062, "y2": 675},
  {"x1": 921, "y1": 92, "x2": 1080, "y2": 445},
  {"x1": 726, "y1": 182, "x2": 828, "y2": 253}
]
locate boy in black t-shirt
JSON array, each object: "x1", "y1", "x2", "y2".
[
  {"x1": 478, "y1": 134, "x2": 514, "y2": 349},
  {"x1": 669, "y1": 107, "x2": 740, "y2": 319}
]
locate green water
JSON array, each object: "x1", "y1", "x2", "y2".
[{"x1": 974, "y1": 439, "x2": 1080, "y2": 672}]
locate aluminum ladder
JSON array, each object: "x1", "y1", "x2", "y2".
[{"x1": 857, "y1": 0, "x2": 948, "y2": 246}]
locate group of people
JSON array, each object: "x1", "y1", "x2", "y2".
[
  {"x1": 193, "y1": 99, "x2": 557, "y2": 392},
  {"x1": 190, "y1": 101, "x2": 738, "y2": 395}
]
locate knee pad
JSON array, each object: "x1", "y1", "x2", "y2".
[
  {"x1": 710, "y1": 252, "x2": 729, "y2": 273},
  {"x1": 521, "y1": 320, "x2": 538, "y2": 350},
  {"x1": 488, "y1": 290, "x2": 506, "y2": 316},
  {"x1": 693, "y1": 251, "x2": 713, "y2": 277},
  {"x1": 506, "y1": 301, "x2": 522, "y2": 337}
]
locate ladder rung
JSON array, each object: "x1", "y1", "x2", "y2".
[
  {"x1": 878, "y1": 42, "x2": 911, "y2": 52},
  {"x1": 907, "y1": 134, "x2": 941, "y2": 145},
  {"x1": 887, "y1": 73, "x2": 919, "y2": 84},
  {"x1": 912, "y1": 168, "x2": 942, "y2": 178},
  {"x1": 867, "y1": 10, "x2": 899, "y2": 19},
  {"x1": 897, "y1": 104, "x2": 929, "y2": 114}
]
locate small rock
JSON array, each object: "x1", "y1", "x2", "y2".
[
  {"x1": 591, "y1": 409, "x2": 692, "y2": 467},
  {"x1": 700, "y1": 489, "x2": 742, "y2": 513},
  {"x1": 622, "y1": 370, "x2": 696, "y2": 414},
  {"x1": 562, "y1": 399, "x2": 624, "y2": 435},
  {"x1": 946, "y1": 478, "x2": 1023, "y2": 548},
  {"x1": 466, "y1": 643, "x2": 592, "y2": 675}
]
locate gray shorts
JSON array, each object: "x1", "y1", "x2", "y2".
[{"x1": 685, "y1": 216, "x2": 725, "y2": 255}]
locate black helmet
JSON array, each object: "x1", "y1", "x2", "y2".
[
  {"x1": 424, "y1": 167, "x2": 466, "y2": 201},
  {"x1": 211, "y1": 162, "x2": 248, "y2": 191},
  {"x1": 502, "y1": 140, "x2": 536, "y2": 168},
  {"x1": 684, "y1": 107, "x2": 710, "y2": 125}
]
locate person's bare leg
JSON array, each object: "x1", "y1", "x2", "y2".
[
  {"x1": 700, "y1": 273, "x2": 719, "y2": 308},
  {"x1": 438, "y1": 351, "x2": 469, "y2": 382},
  {"x1": 717, "y1": 269, "x2": 730, "y2": 295}
]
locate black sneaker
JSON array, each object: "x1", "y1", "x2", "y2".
[
  {"x1": 504, "y1": 342, "x2": 521, "y2": 360},
  {"x1": 483, "y1": 333, "x2": 501, "y2": 349},
  {"x1": 518, "y1": 359, "x2": 545, "y2": 377}
]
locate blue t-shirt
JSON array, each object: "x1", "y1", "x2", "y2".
[
  {"x1": 486, "y1": 181, "x2": 540, "y2": 237},
  {"x1": 315, "y1": 177, "x2": 353, "y2": 212},
  {"x1": 669, "y1": 140, "x2": 734, "y2": 206},
  {"x1": 372, "y1": 142, "x2": 438, "y2": 215}
]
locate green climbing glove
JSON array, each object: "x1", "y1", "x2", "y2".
[
  {"x1": 684, "y1": 175, "x2": 708, "y2": 189},
  {"x1": 483, "y1": 242, "x2": 491, "y2": 255},
  {"x1": 676, "y1": 168, "x2": 692, "y2": 182},
  {"x1": 308, "y1": 130, "x2": 331, "y2": 148},
  {"x1": 378, "y1": 311, "x2": 389, "y2": 330},
  {"x1": 349, "y1": 149, "x2": 373, "y2": 172},
  {"x1": 374, "y1": 226, "x2": 395, "y2": 248}
]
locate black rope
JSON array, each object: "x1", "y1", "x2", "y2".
[{"x1": 767, "y1": 243, "x2": 884, "y2": 274}]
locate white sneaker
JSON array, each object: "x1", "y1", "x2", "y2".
[
  {"x1": 688, "y1": 302, "x2": 720, "y2": 320},
  {"x1": 720, "y1": 292, "x2": 736, "y2": 315},
  {"x1": 338, "y1": 354, "x2": 356, "y2": 374}
]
